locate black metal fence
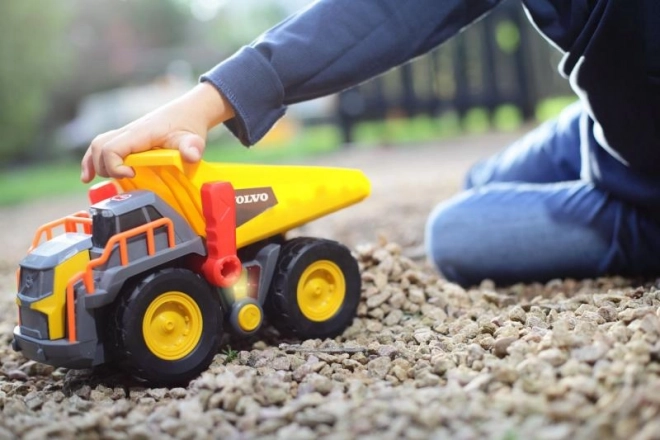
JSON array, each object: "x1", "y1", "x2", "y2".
[{"x1": 335, "y1": 0, "x2": 572, "y2": 143}]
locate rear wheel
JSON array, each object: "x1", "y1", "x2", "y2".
[
  {"x1": 112, "y1": 268, "x2": 222, "y2": 386},
  {"x1": 265, "y1": 238, "x2": 361, "y2": 339}
]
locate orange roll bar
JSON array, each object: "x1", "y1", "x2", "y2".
[{"x1": 65, "y1": 218, "x2": 176, "y2": 342}]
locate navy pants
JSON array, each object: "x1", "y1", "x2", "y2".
[{"x1": 425, "y1": 103, "x2": 660, "y2": 287}]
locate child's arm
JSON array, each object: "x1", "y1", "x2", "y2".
[
  {"x1": 81, "y1": 0, "x2": 502, "y2": 182},
  {"x1": 80, "y1": 82, "x2": 234, "y2": 183}
]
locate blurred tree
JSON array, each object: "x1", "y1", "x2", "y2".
[
  {"x1": 0, "y1": 0, "x2": 313, "y2": 164},
  {"x1": 63, "y1": 0, "x2": 190, "y2": 96},
  {"x1": 11, "y1": 0, "x2": 193, "y2": 163},
  {"x1": 198, "y1": 2, "x2": 290, "y2": 51},
  {"x1": 0, "y1": 1, "x2": 72, "y2": 163},
  {"x1": 127, "y1": 0, "x2": 188, "y2": 47}
]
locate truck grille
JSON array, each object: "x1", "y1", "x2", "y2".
[
  {"x1": 19, "y1": 308, "x2": 49, "y2": 340},
  {"x1": 18, "y1": 268, "x2": 54, "y2": 300}
]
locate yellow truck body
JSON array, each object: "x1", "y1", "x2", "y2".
[{"x1": 117, "y1": 150, "x2": 371, "y2": 248}]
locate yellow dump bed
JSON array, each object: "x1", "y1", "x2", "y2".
[{"x1": 116, "y1": 150, "x2": 370, "y2": 248}]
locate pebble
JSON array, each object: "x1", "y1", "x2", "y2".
[
  {"x1": 367, "y1": 357, "x2": 392, "y2": 380},
  {"x1": 493, "y1": 337, "x2": 517, "y2": 358},
  {"x1": 571, "y1": 343, "x2": 609, "y2": 364}
]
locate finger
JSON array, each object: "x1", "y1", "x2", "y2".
[
  {"x1": 97, "y1": 154, "x2": 110, "y2": 179},
  {"x1": 100, "y1": 129, "x2": 156, "y2": 178},
  {"x1": 88, "y1": 130, "x2": 120, "y2": 179},
  {"x1": 174, "y1": 133, "x2": 206, "y2": 163},
  {"x1": 102, "y1": 149, "x2": 135, "y2": 179},
  {"x1": 91, "y1": 139, "x2": 109, "y2": 179},
  {"x1": 80, "y1": 148, "x2": 96, "y2": 183}
]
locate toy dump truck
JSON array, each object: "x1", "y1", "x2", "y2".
[{"x1": 13, "y1": 150, "x2": 370, "y2": 385}]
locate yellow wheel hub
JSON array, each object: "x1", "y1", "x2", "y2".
[
  {"x1": 237, "y1": 303, "x2": 262, "y2": 332},
  {"x1": 142, "y1": 291, "x2": 203, "y2": 360},
  {"x1": 297, "y1": 260, "x2": 345, "y2": 322}
]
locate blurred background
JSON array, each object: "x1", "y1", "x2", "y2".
[{"x1": 0, "y1": 0, "x2": 574, "y2": 206}]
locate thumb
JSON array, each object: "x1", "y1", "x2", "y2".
[{"x1": 176, "y1": 133, "x2": 206, "y2": 163}]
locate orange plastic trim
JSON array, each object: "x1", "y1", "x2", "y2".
[
  {"x1": 30, "y1": 211, "x2": 91, "y2": 252},
  {"x1": 82, "y1": 218, "x2": 175, "y2": 293},
  {"x1": 66, "y1": 273, "x2": 83, "y2": 342},
  {"x1": 65, "y1": 218, "x2": 176, "y2": 342}
]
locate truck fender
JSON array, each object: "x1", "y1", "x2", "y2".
[{"x1": 251, "y1": 243, "x2": 281, "y2": 305}]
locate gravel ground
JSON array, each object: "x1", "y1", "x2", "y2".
[{"x1": 1, "y1": 131, "x2": 660, "y2": 440}]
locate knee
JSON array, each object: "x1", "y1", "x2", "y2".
[{"x1": 424, "y1": 197, "x2": 477, "y2": 287}]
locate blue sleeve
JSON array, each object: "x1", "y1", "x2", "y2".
[{"x1": 201, "y1": 0, "x2": 503, "y2": 146}]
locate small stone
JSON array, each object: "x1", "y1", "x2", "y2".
[
  {"x1": 367, "y1": 357, "x2": 392, "y2": 379},
  {"x1": 391, "y1": 365, "x2": 409, "y2": 382},
  {"x1": 263, "y1": 387, "x2": 290, "y2": 405},
  {"x1": 377, "y1": 345, "x2": 399, "y2": 358},
  {"x1": 384, "y1": 309, "x2": 404, "y2": 326},
  {"x1": 293, "y1": 364, "x2": 314, "y2": 382},
  {"x1": 598, "y1": 306, "x2": 618, "y2": 322},
  {"x1": 24, "y1": 393, "x2": 44, "y2": 411},
  {"x1": 508, "y1": 306, "x2": 527, "y2": 323},
  {"x1": 538, "y1": 348, "x2": 568, "y2": 367},
  {"x1": 389, "y1": 292, "x2": 407, "y2": 309},
  {"x1": 7, "y1": 370, "x2": 28, "y2": 381},
  {"x1": 374, "y1": 272, "x2": 388, "y2": 290},
  {"x1": 534, "y1": 423, "x2": 573, "y2": 440},
  {"x1": 73, "y1": 385, "x2": 92, "y2": 400},
  {"x1": 431, "y1": 354, "x2": 454, "y2": 375},
  {"x1": 271, "y1": 356, "x2": 292, "y2": 371},
  {"x1": 492, "y1": 365, "x2": 518, "y2": 385},
  {"x1": 571, "y1": 343, "x2": 609, "y2": 364},
  {"x1": 464, "y1": 373, "x2": 492, "y2": 392},
  {"x1": 366, "y1": 290, "x2": 392, "y2": 309},
  {"x1": 368, "y1": 308, "x2": 385, "y2": 320},
  {"x1": 177, "y1": 398, "x2": 203, "y2": 422},
  {"x1": 366, "y1": 320, "x2": 384, "y2": 333},
  {"x1": 408, "y1": 288, "x2": 426, "y2": 305},
  {"x1": 493, "y1": 337, "x2": 518, "y2": 358},
  {"x1": 414, "y1": 370, "x2": 441, "y2": 388},
  {"x1": 413, "y1": 328, "x2": 435, "y2": 344},
  {"x1": 421, "y1": 304, "x2": 447, "y2": 322},
  {"x1": 475, "y1": 334, "x2": 495, "y2": 351},
  {"x1": 304, "y1": 374, "x2": 333, "y2": 396}
]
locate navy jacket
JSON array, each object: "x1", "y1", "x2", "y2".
[{"x1": 202, "y1": 1, "x2": 660, "y2": 209}]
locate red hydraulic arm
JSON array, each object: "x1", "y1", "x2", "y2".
[{"x1": 199, "y1": 181, "x2": 242, "y2": 288}]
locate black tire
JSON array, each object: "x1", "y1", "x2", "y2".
[
  {"x1": 265, "y1": 238, "x2": 361, "y2": 339},
  {"x1": 111, "y1": 268, "x2": 223, "y2": 386}
]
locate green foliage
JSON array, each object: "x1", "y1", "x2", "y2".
[
  {"x1": 495, "y1": 20, "x2": 521, "y2": 54},
  {"x1": 0, "y1": 0, "x2": 192, "y2": 165},
  {"x1": 0, "y1": 161, "x2": 85, "y2": 206},
  {"x1": 222, "y1": 346, "x2": 239, "y2": 364},
  {"x1": 501, "y1": 429, "x2": 519, "y2": 440},
  {"x1": 0, "y1": 2, "x2": 73, "y2": 162},
  {"x1": 352, "y1": 113, "x2": 462, "y2": 145},
  {"x1": 197, "y1": 2, "x2": 290, "y2": 52},
  {"x1": 536, "y1": 96, "x2": 578, "y2": 122},
  {"x1": 204, "y1": 124, "x2": 340, "y2": 163},
  {"x1": 126, "y1": 0, "x2": 188, "y2": 47},
  {"x1": 493, "y1": 104, "x2": 523, "y2": 132},
  {"x1": 463, "y1": 108, "x2": 491, "y2": 133}
]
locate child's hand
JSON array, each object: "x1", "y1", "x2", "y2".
[{"x1": 80, "y1": 82, "x2": 233, "y2": 183}]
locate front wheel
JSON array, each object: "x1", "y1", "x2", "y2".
[
  {"x1": 111, "y1": 268, "x2": 223, "y2": 386},
  {"x1": 265, "y1": 238, "x2": 361, "y2": 339}
]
